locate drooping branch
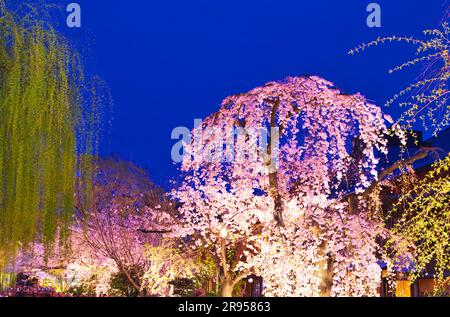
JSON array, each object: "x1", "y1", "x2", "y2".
[
  {"x1": 267, "y1": 100, "x2": 286, "y2": 228},
  {"x1": 377, "y1": 147, "x2": 439, "y2": 184},
  {"x1": 115, "y1": 222, "x2": 173, "y2": 235},
  {"x1": 344, "y1": 146, "x2": 440, "y2": 206},
  {"x1": 175, "y1": 76, "x2": 391, "y2": 296},
  {"x1": 137, "y1": 229, "x2": 173, "y2": 234}
]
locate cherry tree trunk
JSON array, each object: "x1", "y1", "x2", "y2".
[
  {"x1": 318, "y1": 240, "x2": 334, "y2": 297},
  {"x1": 313, "y1": 224, "x2": 334, "y2": 297},
  {"x1": 220, "y1": 279, "x2": 234, "y2": 297}
]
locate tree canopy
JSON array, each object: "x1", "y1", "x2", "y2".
[{"x1": 0, "y1": 2, "x2": 103, "y2": 269}]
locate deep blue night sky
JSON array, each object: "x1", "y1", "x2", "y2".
[{"x1": 58, "y1": 0, "x2": 444, "y2": 186}]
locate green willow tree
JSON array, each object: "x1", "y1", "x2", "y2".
[
  {"x1": 0, "y1": 2, "x2": 103, "y2": 269},
  {"x1": 351, "y1": 10, "x2": 450, "y2": 291}
]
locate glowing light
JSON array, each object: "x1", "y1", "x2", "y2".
[{"x1": 220, "y1": 227, "x2": 228, "y2": 239}]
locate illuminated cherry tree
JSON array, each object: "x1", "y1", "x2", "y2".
[
  {"x1": 80, "y1": 159, "x2": 178, "y2": 295},
  {"x1": 173, "y1": 76, "x2": 392, "y2": 297}
]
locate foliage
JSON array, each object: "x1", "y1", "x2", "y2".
[
  {"x1": 0, "y1": 272, "x2": 15, "y2": 290},
  {"x1": 168, "y1": 278, "x2": 197, "y2": 297},
  {"x1": 141, "y1": 245, "x2": 204, "y2": 297},
  {"x1": 391, "y1": 156, "x2": 450, "y2": 288},
  {"x1": 109, "y1": 265, "x2": 143, "y2": 297},
  {"x1": 65, "y1": 261, "x2": 117, "y2": 296},
  {"x1": 349, "y1": 18, "x2": 450, "y2": 136},
  {"x1": 79, "y1": 159, "x2": 178, "y2": 295},
  {"x1": 174, "y1": 76, "x2": 391, "y2": 296},
  {"x1": 350, "y1": 8, "x2": 450, "y2": 291},
  {"x1": 0, "y1": 1, "x2": 104, "y2": 269}
]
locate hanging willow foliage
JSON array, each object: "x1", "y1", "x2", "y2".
[
  {"x1": 351, "y1": 9, "x2": 450, "y2": 291},
  {"x1": 0, "y1": 2, "x2": 104, "y2": 269},
  {"x1": 391, "y1": 156, "x2": 450, "y2": 291}
]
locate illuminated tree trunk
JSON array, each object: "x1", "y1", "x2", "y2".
[
  {"x1": 318, "y1": 241, "x2": 334, "y2": 297},
  {"x1": 220, "y1": 278, "x2": 234, "y2": 297},
  {"x1": 313, "y1": 225, "x2": 334, "y2": 297},
  {"x1": 267, "y1": 100, "x2": 285, "y2": 228}
]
